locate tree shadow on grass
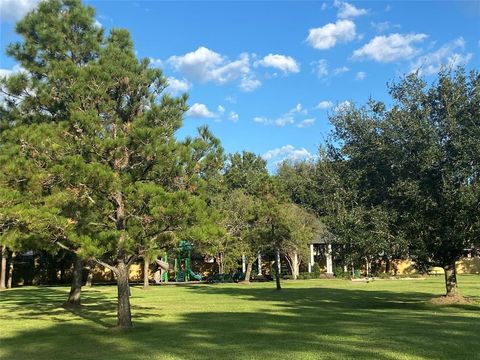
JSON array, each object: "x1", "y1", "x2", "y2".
[
  {"x1": 185, "y1": 282, "x2": 480, "y2": 312},
  {"x1": 0, "y1": 286, "x2": 160, "y2": 328},
  {"x1": 0, "y1": 285, "x2": 479, "y2": 360}
]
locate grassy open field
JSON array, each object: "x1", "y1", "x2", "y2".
[{"x1": 0, "y1": 276, "x2": 479, "y2": 360}]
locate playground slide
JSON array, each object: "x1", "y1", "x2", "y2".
[
  {"x1": 188, "y1": 269, "x2": 202, "y2": 281},
  {"x1": 155, "y1": 259, "x2": 170, "y2": 271}
]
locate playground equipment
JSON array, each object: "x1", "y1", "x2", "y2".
[
  {"x1": 154, "y1": 241, "x2": 202, "y2": 282},
  {"x1": 174, "y1": 241, "x2": 202, "y2": 282},
  {"x1": 155, "y1": 254, "x2": 170, "y2": 283}
]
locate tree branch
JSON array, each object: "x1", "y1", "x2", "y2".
[
  {"x1": 92, "y1": 258, "x2": 117, "y2": 274},
  {"x1": 126, "y1": 255, "x2": 136, "y2": 267},
  {"x1": 54, "y1": 240, "x2": 77, "y2": 254}
]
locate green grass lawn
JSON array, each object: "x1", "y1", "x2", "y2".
[{"x1": 1, "y1": 276, "x2": 479, "y2": 360}]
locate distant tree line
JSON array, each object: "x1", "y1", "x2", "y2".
[{"x1": 277, "y1": 68, "x2": 480, "y2": 296}]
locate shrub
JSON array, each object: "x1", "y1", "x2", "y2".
[
  {"x1": 205, "y1": 273, "x2": 236, "y2": 283},
  {"x1": 299, "y1": 272, "x2": 313, "y2": 280},
  {"x1": 312, "y1": 263, "x2": 321, "y2": 278},
  {"x1": 377, "y1": 272, "x2": 391, "y2": 279},
  {"x1": 320, "y1": 273, "x2": 335, "y2": 279},
  {"x1": 334, "y1": 266, "x2": 351, "y2": 279}
]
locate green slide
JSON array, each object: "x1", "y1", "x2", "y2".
[{"x1": 188, "y1": 269, "x2": 202, "y2": 281}]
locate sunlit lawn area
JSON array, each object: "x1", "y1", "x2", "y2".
[{"x1": 1, "y1": 276, "x2": 479, "y2": 360}]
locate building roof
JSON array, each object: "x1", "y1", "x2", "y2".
[{"x1": 310, "y1": 235, "x2": 327, "y2": 245}]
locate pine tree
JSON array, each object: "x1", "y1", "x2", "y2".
[{"x1": 0, "y1": 0, "x2": 223, "y2": 327}]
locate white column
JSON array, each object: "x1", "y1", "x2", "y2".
[
  {"x1": 326, "y1": 243, "x2": 333, "y2": 274},
  {"x1": 276, "y1": 249, "x2": 281, "y2": 274},
  {"x1": 308, "y1": 243, "x2": 314, "y2": 273},
  {"x1": 257, "y1": 253, "x2": 262, "y2": 275},
  {"x1": 293, "y1": 250, "x2": 299, "y2": 279},
  {"x1": 242, "y1": 254, "x2": 246, "y2": 273}
]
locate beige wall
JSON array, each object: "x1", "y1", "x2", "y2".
[
  {"x1": 396, "y1": 257, "x2": 480, "y2": 275},
  {"x1": 92, "y1": 263, "x2": 143, "y2": 282}
]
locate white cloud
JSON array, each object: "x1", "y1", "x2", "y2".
[
  {"x1": 257, "y1": 54, "x2": 300, "y2": 74},
  {"x1": 274, "y1": 116, "x2": 295, "y2": 127},
  {"x1": 353, "y1": 33, "x2": 427, "y2": 63},
  {"x1": 0, "y1": 68, "x2": 14, "y2": 78},
  {"x1": 333, "y1": 66, "x2": 350, "y2": 75},
  {"x1": 289, "y1": 103, "x2": 307, "y2": 115},
  {"x1": 306, "y1": 20, "x2": 356, "y2": 50},
  {"x1": 0, "y1": 65, "x2": 27, "y2": 106},
  {"x1": 315, "y1": 100, "x2": 333, "y2": 109},
  {"x1": 166, "y1": 77, "x2": 191, "y2": 95},
  {"x1": 149, "y1": 57, "x2": 163, "y2": 67},
  {"x1": 321, "y1": 2, "x2": 328, "y2": 11},
  {"x1": 254, "y1": 116, "x2": 268, "y2": 124},
  {"x1": 168, "y1": 47, "x2": 223, "y2": 82},
  {"x1": 239, "y1": 76, "x2": 262, "y2": 92},
  {"x1": 355, "y1": 71, "x2": 366, "y2": 80},
  {"x1": 217, "y1": 105, "x2": 225, "y2": 114},
  {"x1": 185, "y1": 103, "x2": 217, "y2": 118},
  {"x1": 334, "y1": 0, "x2": 367, "y2": 19},
  {"x1": 262, "y1": 145, "x2": 315, "y2": 167},
  {"x1": 0, "y1": 0, "x2": 40, "y2": 22},
  {"x1": 370, "y1": 21, "x2": 400, "y2": 33},
  {"x1": 0, "y1": 64, "x2": 25, "y2": 78},
  {"x1": 313, "y1": 59, "x2": 329, "y2": 78},
  {"x1": 168, "y1": 47, "x2": 254, "y2": 91},
  {"x1": 210, "y1": 54, "x2": 251, "y2": 83},
  {"x1": 253, "y1": 103, "x2": 309, "y2": 127},
  {"x1": 253, "y1": 115, "x2": 294, "y2": 127},
  {"x1": 225, "y1": 96, "x2": 236, "y2": 104},
  {"x1": 228, "y1": 111, "x2": 239, "y2": 122},
  {"x1": 410, "y1": 37, "x2": 472, "y2": 76},
  {"x1": 335, "y1": 100, "x2": 353, "y2": 112},
  {"x1": 312, "y1": 60, "x2": 349, "y2": 80},
  {"x1": 297, "y1": 118, "x2": 316, "y2": 128}
]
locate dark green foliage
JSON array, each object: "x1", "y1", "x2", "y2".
[
  {"x1": 278, "y1": 68, "x2": 479, "y2": 295},
  {"x1": 312, "y1": 262, "x2": 321, "y2": 278},
  {"x1": 320, "y1": 68, "x2": 480, "y2": 295},
  {"x1": 224, "y1": 151, "x2": 269, "y2": 196},
  {"x1": 334, "y1": 265, "x2": 349, "y2": 279}
]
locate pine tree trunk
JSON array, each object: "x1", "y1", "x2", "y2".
[
  {"x1": 244, "y1": 260, "x2": 253, "y2": 283},
  {"x1": 444, "y1": 263, "x2": 458, "y2": 297},
  {"x1": 85, "y1": 264, "x2": 93, "y2": 287},
  {"x1": 116, "y1": 260, "x2": 133, "y2": 328},
  {"x1": 7, "y1": 251, "x2": 15, "y2": 289},
  {"x1": 143, "y1": 255, "x2": 150, "y2": 289},
  {"x1": 218, "y1": 252, "x2": 224, "y2": 275},
  {"x1": 0, "y1": 246, "x2": 7, "y2": 290},
  {"x1": 66, "y1": 255, "x2": 83, "y2": 306}
]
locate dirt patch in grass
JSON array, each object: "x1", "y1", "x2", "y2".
[{"x1": 429, "y1": 294, "x2": 472, "y2": 305}]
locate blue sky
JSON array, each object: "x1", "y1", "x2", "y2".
[{"x1": 1, "y1": 0, "x2": 479, "y2": 171}]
